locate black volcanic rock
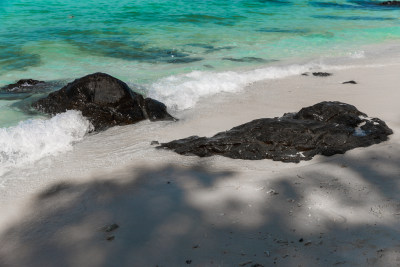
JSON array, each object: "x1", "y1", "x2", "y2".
[
  {"x1": 1, "y1": 79, "x2": 45, "y2": 93},
  {"x1": 292, "y1": 101, "x2": 364, "y2": 127},
  {"x1": 159, "y1": 102, "x2": 392, "y2": 163},
  {"x1": 143, "y1": 98, "x2": 175, "y2": 121},
  {"x1": 32, "y1": 72, "x2": 175, "y2": 131}
]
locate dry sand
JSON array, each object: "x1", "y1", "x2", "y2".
[{"x1": 0, "y1": 60, "x2": 399, "y2": 266}]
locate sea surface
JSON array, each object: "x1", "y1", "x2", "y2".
[{"x1": 1, "y1": 0, "x2": 400, "y2": 174}]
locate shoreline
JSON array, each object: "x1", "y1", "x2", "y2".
[{"x1": 0, "y1": 50, "x2": 400, "y2": 266}]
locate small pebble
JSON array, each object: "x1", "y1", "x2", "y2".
[
  {"x1": 186, "y1": 260, "x2": 192, "y2": 264},
  {"x1": 268, "y1": 189, "x2": 279, "y2": 195}
]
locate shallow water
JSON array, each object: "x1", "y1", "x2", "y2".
[
  {"x1": 1, "y1": 0, "x2": 400, "y2": 172},
  {"x1": 1, "y1": 0, "x2": 400, "y2": 84}
]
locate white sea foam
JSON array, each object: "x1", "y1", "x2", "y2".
[
  {"x1": 0, "y1": 110, "x2": 92, "y2": 176},
  {"x1": 148, "y1": 63, "x2": 330, "y2": 110},
  {"x1": 348, "y1": 50, "x2": 366, "y2": 59}
]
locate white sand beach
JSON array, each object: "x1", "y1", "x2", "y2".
[{"x1": 0, "y1": 57, "x2": 399, "y2": 266}]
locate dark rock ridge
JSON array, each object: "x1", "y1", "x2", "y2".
[
  {"x1": 1, "y1": 79, "x2": 45, "y2": 93},
  {"x1": 32, "y1": 72, "x2": 175, "y2": 131},
  {"x1": 159, "y1": 101, "x2": 392, "y2": 163}
]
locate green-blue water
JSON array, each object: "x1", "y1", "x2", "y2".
[
  {"x1": 2, "y1": 0, "x2": 400, "y2": 81},
  {"x1": 1, "y1": 0, "x2": 400, "y2": 127},
  {"x1": 1, "y1": 0, "x2": 400, "y2": 172}
]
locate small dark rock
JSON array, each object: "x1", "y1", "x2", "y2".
[
  {"x1": 0, "y1": 79, "x2": 54, "y2": 95},
  {"x1": 32, "y1": 72, "x2": 175, "y2": 131},
  {"x1": 301, "y1": 72, "x2": 309, "y2": 76},
  {"x1": 299, "y1": 238, "x2": 304, "y2": 242},
  {"x1": 312, "y1": 72, "x2": 332, "y2": 77},
  {"x1": 342, "y1": 80, "x2": 357, "y2": 84},
  {"x1": 252, "y1": 264, "x2": 264, "y2": 267},
  {"x1": 186, "y1": 260, "x2": 192, "y2": 264},
  {"x1": 159, "y1": 101, "x2": 392, "y2": 163},
  {"x1": 151, "y1": 141, "x2": 160, "y2": 145},
  {"x1": 379, "y1": 1, "x2": 400, "y2": 6},
  {"x1": 1, "y1": 79, "x2": 45, "y2": 92},
  {"x1": 268, "y1": 189, "x2": 279, "y2": 195}
]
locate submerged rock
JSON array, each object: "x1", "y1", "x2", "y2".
[
  {"x1": 1, "y1": 79, "x2": 45, "y2": 93},
  {"x1": 379, "y1": 1, "x2": 400, "y2": 6},
  {"x1": 32, "y1": 72, "x2": 175, "y2": 131},
  {"x1": 1, "y1": 79, "x2": 61, "y2": 101},
  {"x1": 159, "y1": 102, "x2": 392, "y2": 163},
  {"x1": 222, "y1": 57, "x2": 270, "y2": 63}
]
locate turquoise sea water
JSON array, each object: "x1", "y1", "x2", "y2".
[
  {"x1": 1, "y1": 0, "x2": 400, "y2": 170},
  {"x1": 1, "y1": 0, "x2": 400, "y2": 85}
]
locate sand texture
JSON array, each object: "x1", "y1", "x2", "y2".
[{"x1": 0, "y1": 61, "x2": 399, "y2": 266}]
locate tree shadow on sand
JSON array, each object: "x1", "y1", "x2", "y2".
[{"x1": 0, "y1": 144, "x2": 399, "y2": 267}]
